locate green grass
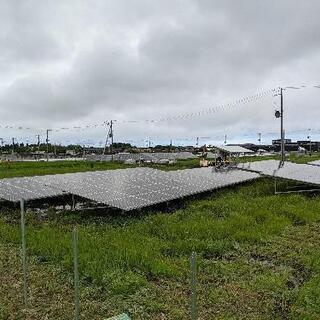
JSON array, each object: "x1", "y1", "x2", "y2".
[
  {"x1": 289, "y1": 152, "x2": 320, "y2": 164},
  {"x1": 1, "y1": 178, "x2": 320, "y2": 318},
  {"x1": 148, "y1": 158, "x2": 200, "y2": 171},
  {"x1": 0, "y1": 159, "x2": 201, "y2": 179},
  {"x1": 239, "y1": 152, "x2": 320, "y2": 164},
  {"x1": 0, "y1": 160, "x2": 134, "y2": 179}
]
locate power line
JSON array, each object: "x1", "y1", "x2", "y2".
[
  {"x1": 0, "y1": 87, "x2": 277, "y2": 131},
  {"x1": 0, "y1": 84, "x2": 319, "y2": 134}
]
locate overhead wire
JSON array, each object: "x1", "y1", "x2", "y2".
[
  {"x1": 0, "y1": 84, "x2": 319, "y2": 147},
  {"x1": 0, "y1": 87, "x2": 277, "y2": 131}
]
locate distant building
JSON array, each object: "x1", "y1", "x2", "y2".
[
  {"x1": 66, "y1": 149, "x2": 76, "y2": 156},
  {"x1": 272, "y1": 139, "x2": 292, "y2": 145},
  {"x1": 297, "y1": 141, "x2": 320, "y2": 152},
  {"x1": 181, "y1": 146, "x2": 196, "y2": 152},
  {"x1": 213, "y1": 145, "x2": 254, "y2": 156}
]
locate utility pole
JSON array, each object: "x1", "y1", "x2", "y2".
[
  {"x1": 12, "y1": 137, "x2": 15, "y2": 155},
  {"x1": 224, "y1": 134, "x2": 227, "y2": 145},
  {"x1": 307, "y1": 129, "x2": 312, "y2": 156},
  {"x1": 37, "y1": 134, "x2": 40, "y2": 152},
  {"x1": 36, "y1": 135, "x2": 40, "y2": 161},
  {"x1": 110, "y1": 120, "x2": 114, "y2": 161},
  {"x1": 280, "y1": 87, "x2": 285, "y2": 165},
  {"x1": 258, "y1": 133, "x2": 262, "y2": 145},
  {"x1": 275, "y1": 88, "x2": 285, "y2": 166},
  {"x1": 46, "y1": 129, "x2": 52, "y2": 162},
  {"x1": 275, "y1": 86, "x2": 300, "y2": 167},
  {"x1": 102, "y1": 121, "x2": 114, "y2": 161}
]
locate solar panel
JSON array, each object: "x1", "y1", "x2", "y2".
[
  {"x1": 0, "y1": 176, "x2": 65, "y2": 202},
  {"x1": 275, "y1": 163, "x2": 320, "y2": 186},
  {"x1": 238, "y1": 160, "x2": 320, "y2": 186},
  {"x1": 237, "y1": 160, "x2": 281, "y2": 175},
  {"x1": 167, "y1": 168, "x2": 259, "y2": 194},
  {"x1": 85, "y1": 152, "x2": 197, "y2": 163},
  {"x1": 0, "y1": 167, "x2": 260, "y2": 210}
]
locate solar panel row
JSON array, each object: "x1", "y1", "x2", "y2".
[
  {"x1": 0, "y1": 167, "x2": 259, "y2": 210},
  {"x1": 86, "y1": 152, "x2": 197, "y2": 163},
  {"x1": 238, "y1": 160, "x2": 320, "y2": 186}
]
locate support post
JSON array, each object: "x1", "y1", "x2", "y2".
[
  {"x1": 190, "y1": 252, "x2": 197, "y2": 320},
  {"x1": 73, "y1": 226, "x2": 80, "y2": 320},
  {"x1": 20, "y1": 199, "x2": 28, "y2": 306}
]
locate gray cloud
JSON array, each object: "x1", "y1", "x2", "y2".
[{"x1": 0, "y1": 0, "x2": 320, "y2": 146}]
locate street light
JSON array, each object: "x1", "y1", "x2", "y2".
[
  {"x1": 274, "y1": 84, "x2": 320, "y2": 166},
  {"x1": 274, "y1": 86, "x2": 300, "y2": 167},
  {"x1": 307, "y1": 128, "x2": 312, "y2": 156},
  {"x1": 12, "y1": 137, "x2": 16, "y2": 155}
]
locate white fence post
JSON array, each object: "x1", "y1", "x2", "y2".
[
  {"x1": 190, "y1": 251, "x2": 197, "y2": 320},
  {"x1": 20, "y1": 198, "x2": 28, "y2": 306},
  {"x1": 73, "y1": 226, "x2": 80, "y2": 319}
]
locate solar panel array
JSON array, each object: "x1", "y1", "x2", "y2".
[
  {"x1": 238, "y1": 160, "x2": 320, "y2": 186},
  {"x1": 86, "y1": 152, "x2": 197, "y2": 163},
  {"x1": 0, "y1": 167, "x2": 259, "y2": 210}
]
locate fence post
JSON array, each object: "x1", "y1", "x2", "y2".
[
  {"x1": 73, "y1": 226, "x2": 80, "y2": 320},
  {"x1": 20, "y1": 198, "x2": 28, "y2": 306},
  {"x1": 190, "y1": 251, "x2": 197, "y2": 320}
]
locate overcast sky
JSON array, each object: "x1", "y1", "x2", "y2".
[{"x1": 0, "y1": 0, "x2": 320, "y2": 147}]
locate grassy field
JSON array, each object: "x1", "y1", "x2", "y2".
[
  {"x1": 237, "y1": 152, "x2": 320, "y2": 164},
  {"x1": 0, "y1": 160, "x2": 133, "y2": 179},
  {"x1": 0, "y1": 158, "x2": 205, "y2": 179},
  {"x1": 1, "y1": 178, "x2": 320, "y2": 319}
]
